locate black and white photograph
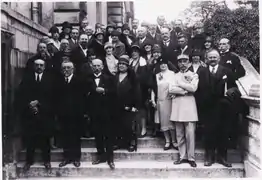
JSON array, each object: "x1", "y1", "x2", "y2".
[{"x1": 1, "y1": 0, "x2": 260, "y2": 179}]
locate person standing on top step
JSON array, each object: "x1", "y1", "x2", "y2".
[
  {"x1": 17, "y1": 59, "x2": 55, "y2": 172},
  {"x1": 57, "y1": 61, "x2": 85, "y2": 168},
  {"x1": 170, "y1": 54, "x2": 199, "y2": 168},
  {"x1": 130, "y1": 19, "x2": 139, "y2": 38},
  {"x1": 68, "y1": 28, "x2": 79, "y2": 51},
  {"x1": 218, "y1": 38, "x2": 245, "y2": 80},
  {"x1": 85, "y1": 59, "x2": 116, "y2": 170}
]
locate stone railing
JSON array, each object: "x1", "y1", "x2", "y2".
[
  {"x1": 236, "y1": 55, "x2": 261, "y2": 177},
  {"x1": 240, "y1": 96, "x2": 261, "y2": 177}
]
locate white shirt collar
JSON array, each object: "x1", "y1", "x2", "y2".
[
  {"x1": 181, "y1": 45, "x2": 188, "y2": 53},
  {"x1": 66, "y1": 73, "x2": 73, "y2": 83},
  {"x1": 94, "y1": 72, "x2": 102, "y2": 78},
  {"x1": 209, "y1": 64, "x2": 219, "y2": 73},
  {"x1": 50, "y1": 39, "x2": 60, "y2": 50},
  {"x1": 140, "y1": 36, "x2": 146, "y2": 43},
  {"x1": 35, "y1": 72, "x2": 43, "y2": 81},
  {"x1": 79, "y1": 45, "x2": 88, "y2": 56}
]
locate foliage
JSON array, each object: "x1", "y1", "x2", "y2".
[{"x1": 204, "y1": 7, "x2": 259, "y2": 71}]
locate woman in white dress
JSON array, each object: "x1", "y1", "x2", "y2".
[
  {"x1": 169, "y1": 54, "x2": 199, "y2": 167},
  {"x1": 151, "y1": 58, "x2": 177, "y2": 150}
]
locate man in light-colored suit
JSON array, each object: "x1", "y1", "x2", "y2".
[{"x1": 169, "y1": 54, "x2": 199, "y2": 168}]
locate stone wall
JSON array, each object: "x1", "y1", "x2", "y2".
[{"x1": 240, "y1": 96, "x2": 261, "y2": 177}]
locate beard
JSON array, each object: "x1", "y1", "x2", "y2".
[{"x1": 175, "y1": 27, "x2": 182, "y2": 33}]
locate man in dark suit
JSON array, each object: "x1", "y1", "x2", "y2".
[
  {"x1": 71, "y1": 34, "x2": 89, "y2": 76},
  {"x1": 160, "y1": 27, "x2": 178, "y2": 70},
  {"x1": 130, "y1": 19, "x2": 139, "y2": 38},
  {"x1": 79, "y1": 18, "x2": 89, "y2": 36},
  {"x1": 85, "y1": 59, "x2": 116, "y2": 170},
  {"x1": 68, "y1": 28, "x2": 79, "y2": 50},
  {"x1": 197, "y1": 49, "x2": 237, "y2": 167},
  {"x1": 219, "y1": 38, "x2": 245, "y2": 80},
  {"x1": 147, "y1": 24, "x2": 161, "y2": 45},
  {"x1": 57, "y1": 61, "x2": 84, "y2": 168},
  {"x1": 156, "y1": 16, "x2": 166, "y2": 34},
  {"x1": 175, "y1": 35, "x2": 192, "y2": 56},
  {"x1": 18, "y1": 59, "x2": 54, "y2": 171}
]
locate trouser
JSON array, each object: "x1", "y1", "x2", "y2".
[
  {"x1": 94, "y1": 132, "x2": 114, "y2": 162},
  {"x1": 61, "y1": 119, "x2": 81, "y2": 161},
  {"x1": 204, "y1": 98, "x2": 232, "y2": 159},
  {"x1": 25, "y1": 133, "x2": 50, "y2": 164},
  {"x1": 175, "y1": 122, "x2": 196, "y2": 161}
]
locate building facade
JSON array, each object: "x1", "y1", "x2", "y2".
[{"x1": 1, "y1": 2, "x2": 134, "y2": 177}]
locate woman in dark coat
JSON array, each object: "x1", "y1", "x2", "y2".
[
  {"x1": 115, "y1": 55, "x2": 141, "y2": 152},
  {"x1": 121, "y1": 24, "x2": 136, "y2": 56},
  {"x1": 88, "y1": 30, "x2": 105, "y2": 60}
]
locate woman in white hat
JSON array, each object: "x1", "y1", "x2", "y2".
[{"x1": 103, "y1": 42, "x2": 118, "y2": 76}]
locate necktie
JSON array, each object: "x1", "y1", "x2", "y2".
[
  {"x1": 211, "y1": 67, "x2": 216, "y2": 74},
  {"x1": 36, "y1": 74, "x2": 40, "y2": 82},
  {"x1": 65, "y1": 78, "x2": 69, "y2": 83}
]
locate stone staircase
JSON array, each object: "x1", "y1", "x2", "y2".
[{"x1": 16, "y1": 137, "x2": 245, "y2": 178}]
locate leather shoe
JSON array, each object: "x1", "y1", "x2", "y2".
[
  {"x1": 23, "y1": 163, "x2": 32, "y2": 172},
  {"x1": 108, "y1": 161, "x2": 115, "y2": 170},
  {"x1": 73, "y1": 161, "x2": 81, "y2": 167},
  {"x1": 92, "y1": 158, "x2": 106, "y2": 165},
  {"x1": 173, "y1": 159, "x2": 188, "y2": 165},
  {"x1": 217, "y1": 158, "x2": 232, "y2": 167},
  {"x1": 163, "y1": 142, "x2": 171, "y2": 151},
  {"x1": 59, "y1": 160, "x2": 71, "y2": 168},
  {"x1": 188, "y1": 160, "x2": 197, "y2": 167},
  {"x1": 128, "y1": 145, "x2": 136, "y2": 152},
  {"x1": 44, "y1": 162, "x2": 51, "y2": 169}
]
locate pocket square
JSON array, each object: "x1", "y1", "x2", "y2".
[
  {"x1": 226, "y1": 60, "x2": 232, "y2": 64},
  {"x1": 222, "y1": 75, "x2": 227, "y2": 79}
]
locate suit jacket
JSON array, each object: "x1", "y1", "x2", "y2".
[
  {"x1": 130, "y1": 29, "x2": 138, "y2": 38},
  {"x1": 56, "y1": 74, "x2": 85, "y2": 133},
  {"x1": 17, "y1": 71, "x2": 55, "y2": 135},
  {"x1": 219, "y1": 51, "x2": 245, "y2": 80},
  {"x1": 70, "y1": 45, "x2": 89, "y2": 75},
  {"x1": 85, "y1": 73, "x2": 116, "y2": 123},
  {"x1": 113, "y1": 41, "x2": 126, "y2": 58},
  {"x1": 190, "y1": 33, "x2": 206, "y2": 51},
  {"x1": 197, "y1": 65, "x2": 237, "y2": 110},
  {"x1": 174, "y1": 45, "x2": 192, "y2": 57},
  {"x1": 146, "y1": 33, "x2": 161, "y2": 45},
  {"x1": 68, "y1": 38, "x2": 78, "y2": 51},
  {"x1": 160, "y1": 39, "x2": 178, "y2": 68}
]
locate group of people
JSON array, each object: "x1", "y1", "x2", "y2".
[{"x1": 16, "y1": 15, "x2": 247, "y2": 172}]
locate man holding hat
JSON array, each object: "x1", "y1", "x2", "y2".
[
  {"x1": 111, "y1": 30, "x2": 126, "y2": 59},
  {"x1": 170, "y1": 54, "x2": 199, "y2": 167},
  {"x1": 17, "y1": 59, "x2": 55, "y2": 171}
]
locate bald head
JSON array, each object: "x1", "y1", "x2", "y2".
[
  {"x1": 138, "y1": 26, "x2": 147, "y2": 39},
  {"x1": 219, "y1": 38, "x2": 230, "y2": 52},
  {"x1": 92, "y1": 59, "x2": 104, "y2": 74}
]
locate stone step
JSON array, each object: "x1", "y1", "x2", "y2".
[
  {"x1": 18, "y1": 148, "x2": 242, "y2": 163},
  {"x1": 16, "y1": 161, "x2": 244, "y2": 178},
  {"x1": 81, "y1": 137, "x2": 167, "y2": 148}
]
